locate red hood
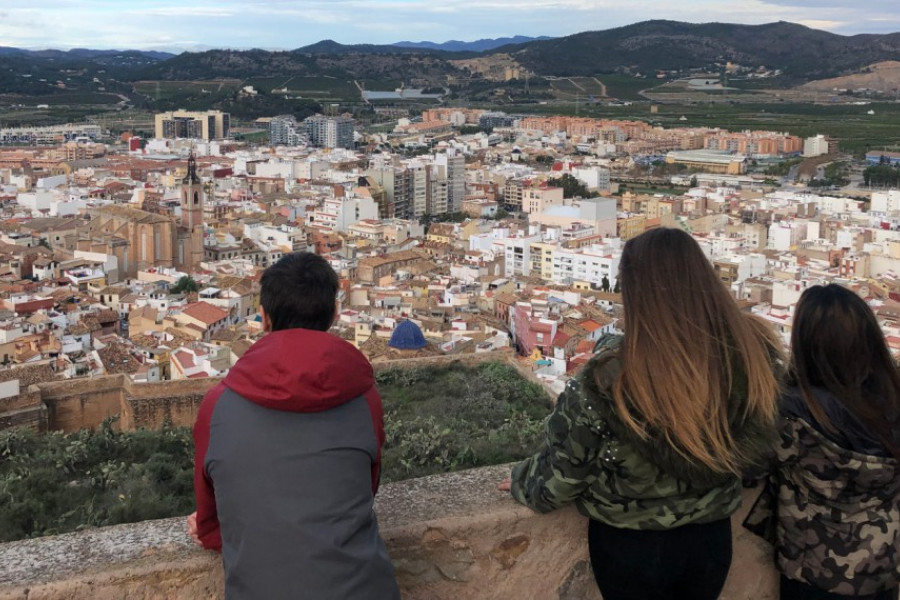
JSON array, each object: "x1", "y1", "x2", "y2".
[{"x1": 224, "y1": 329, "x2": 374, "y2": 412}]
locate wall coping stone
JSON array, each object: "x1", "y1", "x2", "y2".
[{"x1": 0, "y1": 464, "x2": 778, "y2": 599}]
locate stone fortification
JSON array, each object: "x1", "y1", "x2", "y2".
[
  {"x1": 1, "y1": 350, "x2": 533, "y2": 433},
  {"x1": 0, "y1": 465, "x2": 777, "y2": 599}
]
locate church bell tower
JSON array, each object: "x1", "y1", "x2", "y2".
[{"x1": 178, "y1": 151, "x2": 205, "y2": 270}]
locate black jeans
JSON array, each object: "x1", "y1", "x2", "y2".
[
  {"x1": 588, "y1": 517, "x2": 732, "y2": 600},
  {"x1": 780, "y1": 575, "x2": 899, "y2": 600}
]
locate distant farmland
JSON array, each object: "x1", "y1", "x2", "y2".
[{"x1": 132, "y1": 79, "x2": 243, "y2": 102}]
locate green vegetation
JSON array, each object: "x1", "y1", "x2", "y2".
[
  {"x1": 598, "y1": 74, "x2": 653, "y2": 101},
  {"x1": 547, "y1": 173, "x2": 597, "y2": 199},
  {"x1": 764, "y1": 157, "x2": 803, "y2": 176},
  {"x1": 0, "y1": 361, "x2": 550, "y2": 542},
  {"x1": 171, "y1": 275, "x2": 199, "y2": 294},
  {"x1": 810, "y1": 161, "x2": 850, "y2": 187},
  {"x1": 0, "y1": 421, "x2": 194, "y2": 543},
  {"x1": 377, "y1": 362, "x2": 549, "y2": 482},
  {"x1": 132, "y1": 79, "x2": 243, "y2": 102},
  {"x1": 864, "y1": 163, "x2": 900, "y2": 188}
]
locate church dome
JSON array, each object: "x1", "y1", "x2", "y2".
[{"x1": 388, "y1": 320, "x2": 427, "y2": 350}]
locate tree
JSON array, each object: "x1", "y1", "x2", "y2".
[
  {"x1": 601, "y1": 275, "x2": 610, "y2": 293},
  {"x1": 547, "y1": 173, "x2": 592, "y2": 199},
  {"x1": 171, "y1": 275, "x2": 199, "y2": 294},
  {"x1": 613, "y1": 279, "x2": 620, "y2": 294}
]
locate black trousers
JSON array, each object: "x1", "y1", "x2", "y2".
[
  {"x1": 780, "y1": 575, "x2": 899, "y2": 600},
  {"x1": 588, "y1": 517, "x2": 732, "y2": 600}
]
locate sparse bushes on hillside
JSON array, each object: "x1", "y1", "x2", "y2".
[
  {"x1": 378, "y1": 361, "x2": 550, "y2": 482},
  {"x1": 0, "y1": 361, "x2": 552, "y2": 542},
  {"x1": 0, "y1": 420, "x2": 194, "y2": 543}
]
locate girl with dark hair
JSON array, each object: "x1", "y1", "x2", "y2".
[
  {"x1": 504, "y1": 227, "x2": 782, "y2": 599},
  {"x1": 746, "y1": 284, "x2": 900, "y2": 600}
]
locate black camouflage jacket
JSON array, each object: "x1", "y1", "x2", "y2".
[
  {"x1": 746, "y1": 389, "x2": 900, "y2": 595},
  {"x1": 510, "y1": 334, "x2": 776, "y2": 530}
]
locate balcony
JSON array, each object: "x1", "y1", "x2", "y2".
[{"x1": 0, "y1": 464, "x2": 776, "y2": 599}]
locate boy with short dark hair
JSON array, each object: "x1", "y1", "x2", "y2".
[{"x1": 188, "y1": 252, "x2": 399, "y2": 599}]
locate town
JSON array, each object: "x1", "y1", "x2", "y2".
[{"x1": 0, "y1": 104, "x2": 898, "y2": 431}]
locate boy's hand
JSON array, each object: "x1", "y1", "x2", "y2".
[
  {"x1": 497, "y1": 478, "x2": 511, "y2": 491},
  {"x1": 187, "y1": 511, "x2": 202, "y2": 547}
]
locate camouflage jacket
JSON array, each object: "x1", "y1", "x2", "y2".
[
  {"x1": 745, "y1": 415, "x2": 900, "y2": 596},
  {"x1": 510, "y1": 334, "x2": 775, "y2": 530}
]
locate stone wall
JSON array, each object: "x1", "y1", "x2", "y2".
[
  {"x1": 123, "y1": 378, "x2": 220, "y2": 430},
  {"x1": 371, "y1": 349, "x2": 517, "y2": 374},
  {"x1": 0, "y1": 465, "x2": 778, "y2": 599},
  {"x1": 38, "y1": 375, "x2": 130, "y2": 432},
  {"x1": 3, "y1": 375, "x2": 221, "y2": 433},
  {"x1": 0, "y1": 389, "x2": 46, "y2": 431},
  {"x1": 2, "y1": 350, "x2": 530, "y2": 434}
]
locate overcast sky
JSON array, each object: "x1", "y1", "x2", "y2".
[{"x1": 1, "y1": 0, "x2": 898, "y2": 52}]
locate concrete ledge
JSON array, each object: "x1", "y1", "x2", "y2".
[{"x1": 0, "y1": 464, "x2": 777, "y2": 599}]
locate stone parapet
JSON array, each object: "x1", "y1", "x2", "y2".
[{"x1": 0, "y1": 464, "x2": 777, "y2": 599}]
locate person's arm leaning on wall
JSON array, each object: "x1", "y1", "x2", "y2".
[{"x1": 509, "y1": 377, "x2": 605, "y2": 513}]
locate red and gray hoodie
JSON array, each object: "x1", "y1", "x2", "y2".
[{"x1": 193, "y1": 329, "x2": 399, "y2": 600}]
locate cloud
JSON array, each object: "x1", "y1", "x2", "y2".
[{"x1": 0, "y1": 0, "x2": 897, "y2": 50}]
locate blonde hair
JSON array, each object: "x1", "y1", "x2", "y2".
[{"x1": 608, "y1": 228, "x2": 780, "y2": 474}]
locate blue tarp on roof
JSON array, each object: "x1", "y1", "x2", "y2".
[{"x1": 388, "y1": 320, "x2": 427, "y2": 350}]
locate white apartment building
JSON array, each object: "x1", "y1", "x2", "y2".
[
  {"x1": 768, "y1": 221, "x2": 808, "y2": 251},
  {"x1": 432, "y1": 150, "x2": 466, "y2": 213},
  {"x1": 871, "y1": 190, "x2": 900, "y2": 215},
  {"x1": 772, "y1": 278, "x2": 813, "y2": 308},
  {"x1": 528, "y1": 197, "x2": 617, "y2": 238},
  {"x1": 571, "y1": 166, "x2": 612, "y2": 192},
  {"x1": 552, "y1": 244, "x2": 621, "y2": 288},
  {"x1": 310, "y1": 196, "x2": 378, "y2": 232},
  {"x1": 501, "y1": 233, "x2": 542, "y2": 277},
  {"x1": 803, "y1": 134, "x2": 830, "y2": 158},
  {"x1": 305, "y1": 115, "x2": 355, "y2": 149},
  {"x1": 523, "y1": 186, "x2": 564, "y2": 214}
]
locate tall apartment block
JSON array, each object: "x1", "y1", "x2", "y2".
[
  {"x1": 269, "y1": 115, "x2": 305, "y2": 146},
  {"x1": 304, "y1": 115, "x2": 355, "y2": 149},
  {"x1": 155, "y1": 110, "x2": 230, "y2": 140},
  {"x1": 434, "y1": 149, "x2": 465, "y2": 213}
]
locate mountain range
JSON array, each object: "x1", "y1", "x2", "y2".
[
  {"x1": 2, "y1": 20, "x2": 900, "y2": 122},
  {"x1": 393, "y1": 36, "x2": 553, "y2": 52}
]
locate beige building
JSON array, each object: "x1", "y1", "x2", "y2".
[
  {"x1": 154, "y1": 110, "x2": 230, "y2": 140},
  {"x1": 523, "y1": 186, "x2": 564, "y2": 214},
  {"x1": 84, "y1": 155, "x2": 206, "y2": 277},
  {"x1": 665, "y1": 150, "x2": 746, "y2": 175}
]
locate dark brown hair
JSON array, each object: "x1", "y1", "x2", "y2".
[
  {"x1": 608, "y1": 228, "x2": 781, "y2": 474},
  {"x1": 260, "y1": 252, "x2": 338, "y2": 332},
  {"x1": 790, "y1": 283, "x2": 900, "y2": 458}
]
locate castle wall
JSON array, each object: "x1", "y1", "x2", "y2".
[
  {"x1": 38, "y1": 375, "x2": 130, "y2": 432},
  {"x1": 2, "y1": 350, "x2": 535, "y2": 433},
  {"x1": 124, "y1": 378, "x2": 219, "y2": 429}
]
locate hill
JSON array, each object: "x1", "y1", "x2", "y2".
[
  {"x1": 504, "y1": 20, "x2": 900, "y2": 80},
  {"x1": 125, "y1": 21, "x2": 900, "y2": 87},
  {"x1": 800, "y1": 60, "x2": 900, "y2": 95},
  {"x1": 2, "y1": 20, "x2": 900, "y2": 122},
  {"x1": 394, "y1": 36, "x2": 553, "y2": 52}
]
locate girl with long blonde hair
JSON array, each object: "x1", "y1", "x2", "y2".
[{"x1": 506, "y1": 227, "x2": 781, "y2": 599}]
